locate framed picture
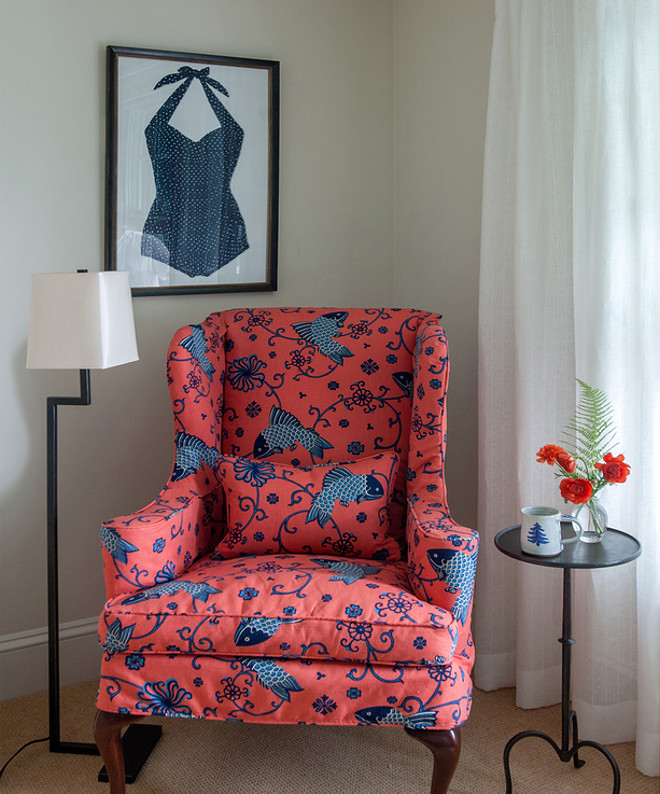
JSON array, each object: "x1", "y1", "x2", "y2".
[{"x1": 105, "y1": 45, "x2": 279, "y2": 296}]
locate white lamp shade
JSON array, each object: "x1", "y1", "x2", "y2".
[{"x1": 26, "y1": 271, "x2": 139, "y2": 370}]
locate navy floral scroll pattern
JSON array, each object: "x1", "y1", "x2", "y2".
[
  {"x1": 214, "y1": 453, "x2": 400, "y2": 560},
  {"x1": 98, "y1": 553, "x2": 473, "y2": 728},
  {"x1": 98, "y1": 653, "x2": 473, "y2": 728},
  {"x1": 100, "y1": 486, "x2": 224, "y2": 599},
  {"x1": 217, "y1": 308, "x2": 429, "y2": 541},
  {"x1": 96, "y1": 307, "x2": 478, "y2": 732},
  {"x1": 98, "y1": 554, "x2": 459, "y2": 667}
]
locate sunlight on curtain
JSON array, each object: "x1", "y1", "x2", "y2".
[{"x1": 477, "y1": 0, "x2": 659, "y2": 777}]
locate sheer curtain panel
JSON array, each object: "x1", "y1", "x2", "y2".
[{"x1": 476, "y1": 0, "x2": 659, "y2": 777}]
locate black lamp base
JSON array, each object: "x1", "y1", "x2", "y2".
[{"x1": 98, "y1": 723, "x2": 162, "y2": 784}]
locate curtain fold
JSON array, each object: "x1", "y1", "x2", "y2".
[{"x1": 476, "y1": 0, "x2": 659, "y2": 777}]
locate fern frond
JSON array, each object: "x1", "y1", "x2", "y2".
[{"x1": 560, "y1": 379, "x2": 618, "y2": 466}]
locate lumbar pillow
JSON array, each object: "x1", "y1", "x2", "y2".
[{"x1": 215, "y1": 452, "x2": 400, "y2": 560}]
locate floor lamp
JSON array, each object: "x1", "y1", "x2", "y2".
[{"x1": 26, "y1": 271, "x2": 160, "y2": 779}]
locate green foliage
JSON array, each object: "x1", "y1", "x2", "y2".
[{"x1": 561, "y1": 380, "x2": 617, "y2": 476}]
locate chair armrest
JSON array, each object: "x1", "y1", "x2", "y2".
[
  {"x1": 405, "y1": 498, "x2": 479, "y2": 627},
  {"x1": 99, "y1": 315, "x2": 227, "y2": 600},
  {"x1": 99, "y1": 480, "x2": 224, "y2": 600}
]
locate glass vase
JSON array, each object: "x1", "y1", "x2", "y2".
[{"x1": 571, "y1": 497, "x2": 608, "y2": 544}]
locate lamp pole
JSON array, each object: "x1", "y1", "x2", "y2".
[{"x1": 46, "y1": 369, "x2": 98, "y2": 755}]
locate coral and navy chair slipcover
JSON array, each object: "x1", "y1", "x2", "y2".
[{"x1": 94, "y1": 308, "x2": 478, "y2": 793}]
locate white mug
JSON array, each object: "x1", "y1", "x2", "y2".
[{"x1": 520, "y1": 506, "x2": 583, "y2": 556}]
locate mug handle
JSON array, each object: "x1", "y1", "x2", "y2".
[{"x1": 561, "y1": 514, "x2": 583, "y2": 544}]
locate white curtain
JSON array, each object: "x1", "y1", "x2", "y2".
[{"x1": 476, "y1": 0, "x2": 659, "y2": 777}]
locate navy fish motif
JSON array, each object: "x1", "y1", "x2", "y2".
[
  {"x1": 392, "y1": 371, "x2": 414, "y2": 399},
  {"x1": 241, "y1": 658, "x2": 304, "y2": 701},
  {"x1": 426, "y1": 548, "x2": 478, "y2": 625},
  {"x1": 306, "y1": 466, "x2": 384, "y2": 527},
  {"x1": 310, "y1": 558, "x2": 380, "y2": 585},
  {"x1": 121, "y1": 580, "x2": 222, "y2": 606},
  {"x1": 100, "y1": 527, "x2": 139, "y2": 564},
  {"x1": 355, "y1": 706, "x2": 437, "y2": 729},
  {"x1": 234, "y1": 616, "x2": 302, "y2": 647},
  {"x1": 179, "y1": 325, "x2": 215, "y2": 378},
  {"x1": 292, "y1": 311, "x2": 353, "y2": 365},
  {"x1": 172, "y1": 432, "x2": 220, "y2": 481},
  {"x1": 102, "y1": 618, "x2": 135, "y2": 654},
  {"x1": 253, "y1": 407, "x2": 333, "y2": 461}
]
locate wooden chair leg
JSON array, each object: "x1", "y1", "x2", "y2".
[
  {"x1": 405, "y1": 727, "x2": 461, "y2": 794},
  {"x1": 93, "y1": 709, "x2": 144, "y2": 794}
]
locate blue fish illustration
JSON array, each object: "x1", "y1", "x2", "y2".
[
  {"x1": 426, "y1": 548, "x2": 478, "y2": 625},
  {"x1": 100, "y1": 527, "x2": 139, "y2": 564},
  {"x1": 392, "y1": 371, "x2": 414, "y2": 399},
  {"x1": 102, "y1": 618, "x2": 136, "y2": 654},
  {"x1": 179, "y1": 325, "x2": 215, "y2": 378},
  {"x1": 253, "y1": 407, "x2": 333, "y2": 461},
  {"x1": 306, "y1": 466, "x2": 384, "y2": 527},
  {"x1": 241, "y1": 658, "x2": 304, "y2": 701},
  {"x1": 172, "y1": 432, "x2": 220, "y2": 481},
  {"x1": 310, "y1": 558, "x2": 380, "y2": 585},
  {"x1": 234, "y1": 616, "x2": 302, "y2": 647},
  {"x1": 355, "y1": 706, "x2": 437, "y2": 729},
  {"x1": 121, "y1": 580, "x2": 222, "y2": 606},
  {"x1": 292, "y1": 311, "x2": 353, "y2": 365}
]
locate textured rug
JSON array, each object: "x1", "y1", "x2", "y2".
[{"x1": 0, "y1": 682, "x2": 655, "y2": 793}]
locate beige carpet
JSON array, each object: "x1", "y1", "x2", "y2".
[{"x1": 0, "y1": 682, "x2": 656, "y2": 793}]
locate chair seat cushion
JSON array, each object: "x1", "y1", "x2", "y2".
[{"x1": 99, "y1": 554, "x2": 459, "y2": 668}]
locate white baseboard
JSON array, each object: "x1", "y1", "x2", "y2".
[{"x1": 0, "y1": 617, "x2": 101, "y2": 701}]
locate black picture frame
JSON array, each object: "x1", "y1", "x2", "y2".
[{"x1": 105, "y1": 45, "x2": 279, "y2": 296}]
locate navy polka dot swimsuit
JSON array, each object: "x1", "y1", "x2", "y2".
[{"x1": 141, "y1": 67, "x2": 249, "y2": 277}]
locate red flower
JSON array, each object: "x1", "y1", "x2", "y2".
[
  {"x1": 555, "y1": 450, "x2": 576, "y2": 473},
  {"x1": 536, "y1": 444, "x2": 565, "y2": 465},
  {"x1": 559, "y1": 477, "x2": 593, "y2": 504},
  {"x1": 595, "y1": 453, "x2": 631, "y2": 484}
]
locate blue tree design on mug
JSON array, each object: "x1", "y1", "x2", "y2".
[{"x1": 527, "y1": 522, "x2": 550, "y2": 547}]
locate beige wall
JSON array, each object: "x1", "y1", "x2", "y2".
[
  {"x1": 0, "y1": 0, "x2": 494, "y2": 697},
  {"x1": 394, "y1": 0, "x2": 494, "y2": 528}
]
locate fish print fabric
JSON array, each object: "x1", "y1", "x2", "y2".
[
  {"x1": 98, "y1": 554, "x2": 459, "y2": 665},
  {"x1": 97, "y1": 308, "x2": 478, "y2": 731},
  {"x1": 215, "y1": 453, "x2": 401, "y2": 560}
]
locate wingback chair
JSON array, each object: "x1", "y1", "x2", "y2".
[{"x1": 94, "y1": 307, "x2": 478, "y2": 794}]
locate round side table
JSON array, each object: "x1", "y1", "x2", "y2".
[{"x1": 494, "y1": 525, "x2": 641, "y2": 794}]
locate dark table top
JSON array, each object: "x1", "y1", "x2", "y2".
[{"x1": 495, "y1": 525, "x2": 641, "y2": 570}]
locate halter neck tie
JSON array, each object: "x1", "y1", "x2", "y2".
[{"x1": 154, "y1": 66, "x2": 229, "y2": 97}]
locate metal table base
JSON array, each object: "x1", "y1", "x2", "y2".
[{"x1": 502, "y1": 567, "x2": 621, "y2": 793}]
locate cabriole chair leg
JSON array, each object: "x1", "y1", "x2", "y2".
[
  {"x1": 93, "y1": 709, "x2": 144, "y2": 794},
  {"x1": 405, "y1": 727, "x2": 461, "y2": 794}
]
